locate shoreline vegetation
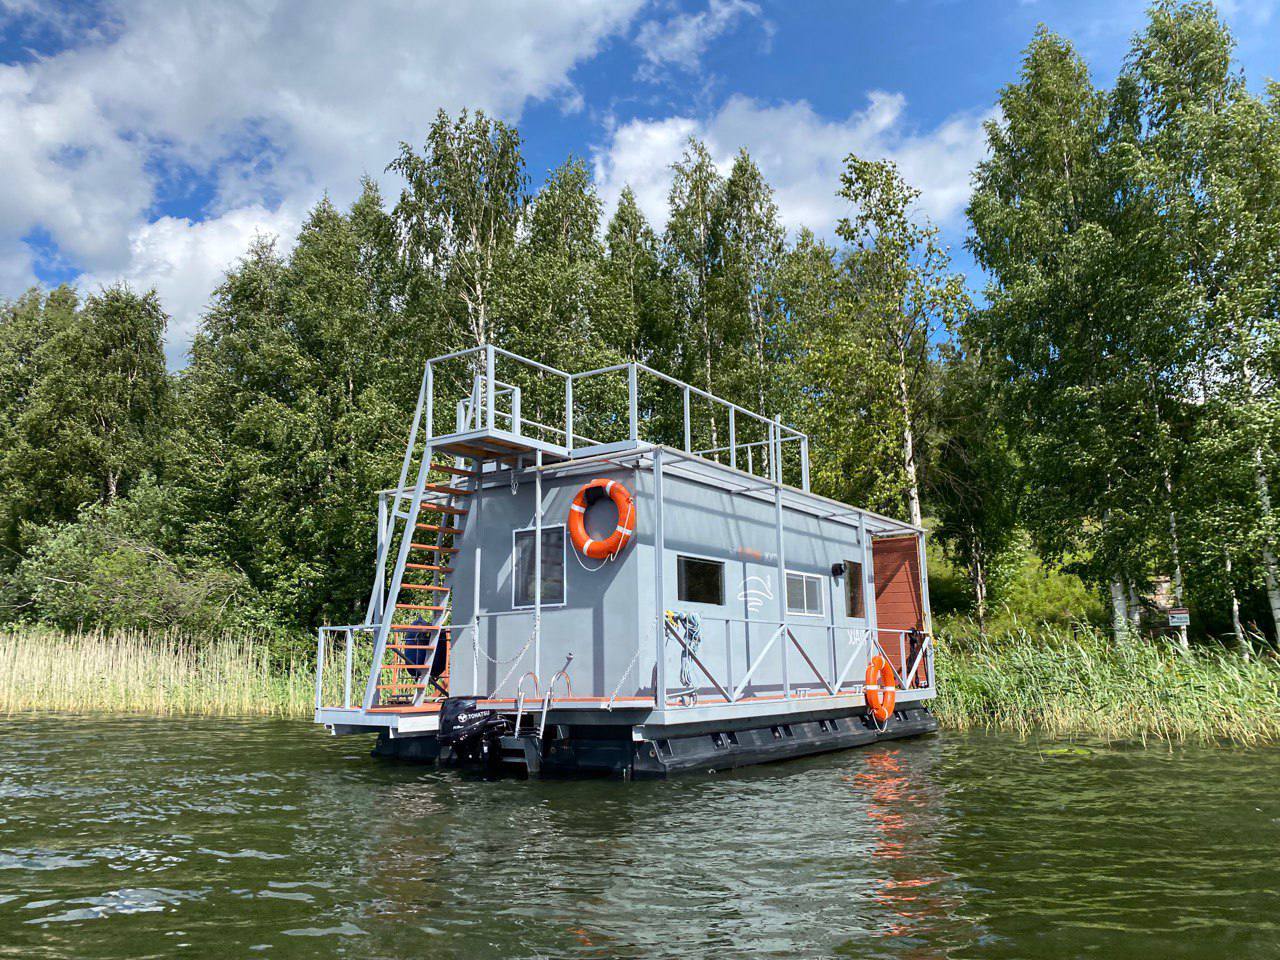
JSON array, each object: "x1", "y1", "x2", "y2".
[{"x1": 2, "y1": 627, "x2": 1277, "y2": 745}]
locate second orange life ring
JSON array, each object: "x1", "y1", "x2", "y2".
[
  {"x1": 568, "y1": 478, "x2": 635, "y2": 560},
  {"x1": 864, "y1": 655, "x2": 897, "y2": 722}
]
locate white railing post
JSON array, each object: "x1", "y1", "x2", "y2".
[
  {"x1": 565, "y1": 377, "x2": 574, "y2": 454},
  {"x1": 485, "y1": 344, "x2": 496, "y2": 431},
  {"x1": 772, "y1": 420, "x2": 789, "y2": 698},
  {"x1": 628, "y1": 363, "x2": 639, "y2": 442},
  {"x1": 653, "y1": 448, "x2": 667, "y2": 707},
  {"x1": 534, "y1": 449, "x2": 543, "y2": 683},
  {"x1": 801, "y1": 435, "x2": 810, "y2": 492},
  {"x1": 344, "y1": 630, "x2": 353, "y2": 708},
  {"x1": 314, "y1": 630, "x2": 325, "y2": 712},
  {"x1": 682, "y1": 387, "x2": 691, "y2": 452},
  {"x1": 729, "y1": 408, "x2": 737, "y2": 470}
]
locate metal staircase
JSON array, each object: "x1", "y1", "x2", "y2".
[{"x1": 360, "y1": 372, "x2": 486, "y2": 713}]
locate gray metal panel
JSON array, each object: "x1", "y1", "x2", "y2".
[
  {"x1": 450, "y1": 464, "x2": 643, "y2": 700},
  {"x1": 449, "y1": 459, "x2": 895, "y2": 705}
]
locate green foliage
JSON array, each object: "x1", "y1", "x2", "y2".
[
  {"x1": 0, "y1": 285, "x2": 171, "y2": 565},
  {"x1": 2, "y1": 9, "x2": 1277, "y2": 660},
  {"x1": 178, "y1": 190, "x2": 422, "y2": 630},
  {"x1": 6, "y1": 478, "x2": 262, "y2": 635}
]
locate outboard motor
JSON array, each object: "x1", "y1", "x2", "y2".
[{"x1": 438, "y1": 697, "x2": 506, "y2": 761}]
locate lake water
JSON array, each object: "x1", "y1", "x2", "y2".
[{"x1": 1, "y1": 716, "x2": 1276, "y2": 959}]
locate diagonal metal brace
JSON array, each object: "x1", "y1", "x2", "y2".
[{"x1": 664, "y1": 619, "x2": 732, "y2": 704}]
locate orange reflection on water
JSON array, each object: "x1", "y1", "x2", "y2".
[{"x1": 845, "y1": 747, "x2": 964, "y2": 958}]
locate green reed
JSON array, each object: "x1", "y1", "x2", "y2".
[
  {"x1": 934, "y1": 621, "x2": 1280, "y2": 744},
  {"x1": 3, "y1": 624, "x2": 1277, "y2": 742},
  {"x1": 0, "y1": 626, "x2": 336, "y2": 717}
]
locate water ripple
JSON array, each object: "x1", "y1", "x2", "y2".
[{"x1": 0, "y1": 716, "x2": 1276, "y2": 959}]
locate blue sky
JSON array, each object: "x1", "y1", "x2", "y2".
[{"x1": 2, "y1": 0, "x2": 1277, "y2": 365}]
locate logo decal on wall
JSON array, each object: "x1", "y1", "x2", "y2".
[{"x1": 738, "y1": 575, "x2": 774, "y2": 612}]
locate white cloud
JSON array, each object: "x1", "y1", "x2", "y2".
[
  {"x1": 77, "y1": 203, "x2": 306, "y2": 368},
  {"x1": 0, "y1": 0, "x2": 645, "y2": 362},
  {"x1": 593, "y1": 93, "x2": 991, "y2": 235},
  {"x1": 635, "y1": 0, "x2": 763, "y2": 76}
]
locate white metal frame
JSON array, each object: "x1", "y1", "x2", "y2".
[
  {"x1": 511, "y1": 523, "x2": 567, "y2": 610},
  {"x1": 784, "y1": 570, "x2": 826, "y2": 617}
]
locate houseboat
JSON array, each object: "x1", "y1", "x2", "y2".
[{"x1": 313, "y1": 346, "x2": 937, "y2": 777}]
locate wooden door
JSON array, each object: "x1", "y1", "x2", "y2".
[{"x1": 872, "y1": 535, "x2": 924, "y2": 682}]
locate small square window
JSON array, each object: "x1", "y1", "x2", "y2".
[
  {"x1": 677, "y1": 556, "x2": 724, "y2": 605},
  {"x1": 513, "y1": 526, "x2": 565, "y2": 607},
  {"x1": 786, "y1": 571, "x2": 824, "y2": 616}
]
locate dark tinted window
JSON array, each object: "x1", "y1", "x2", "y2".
[
  {"x1": 845, "y1": 560, "x2": 865, "y2": 618},
  {"x1": 677, "y1": 556, "x2": 724, "y2": 605}
]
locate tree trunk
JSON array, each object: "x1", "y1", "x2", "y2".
[
  {"x1": 1251, "y1": 446, "x2": 1280, "y2": 640},
  {"x1": 1110, "y1": 578, "x2": 1128, "y2": 641},
  {"x1": 1127, "y1": 580, "x2": 1142, "y2": 632},
  {"x1": 971, "y1": 546, "x2": 988, "y2": 634},
  {"x1": 896, "y1": 345, "x2": 922, "y2": 529},
  {"x1": 1225, "y1": 553, "x2": 1250, "y2": 659}
]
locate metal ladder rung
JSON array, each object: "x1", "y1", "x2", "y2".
[
  {"x1": 395, "y1": 603, "x2": 447, "y2": 612},
  {"x1": 404, "y1": 563, "x2": 453, "y2": 572},
  {"x1": 409, "y1": 544, "x2": 459, "y2": 553},
  {"x1": 400, "y1": 583, "x2": 450, "y2": 592}
]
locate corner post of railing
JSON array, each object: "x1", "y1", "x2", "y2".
[
  {"x1": 773, "y1": 426, "x2": 789, "y2": 698},
  {"x1": 627, "y1": 363, "x2": 639, "y2": 441},
  {"x1": 344, "y1": 630, "x2": 353, "y2": 708},
  {"x1": 653, "y1": 447, "x2": 667, "y2": 707},
  {"x1": 425, "y1": 361, "x2": 434, "y2": 441},
  {"x1": 534, "y1": 449, "x2": 543, "y2": 682},
  {"x1": 918, "y1": 528, "x2": 934, "y2": 636},
  {"x1": 314, "y1": 629, "x2": 325, "y2": 712},
  {"x1": 800, "y1": 434, "x2": 811, "y2": 492},
  {"x1": 485, "y1": 344, "x2": 496, "y2": 431},
  {"x1": 564, "y1": 376, "x2": 574, "y2": 454},
  {"x1": 728, "y1": 408, "x2": 737, "y2": 470},
  {"x1": 374, "y1": 493, "x2": 387, "y2": 622},
  {"x1": 682, "y1": 386, "x2": 691, "y2": 452}
]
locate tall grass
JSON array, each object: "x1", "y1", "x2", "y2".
[
  {"x1": 934, "y1": 621, "x2": 1280, "y2": 744},
  {"x1": 3, "y1": 625, "x2": 1279, "y2": 743},
  {"x1": 0, "y1": 626, "x2": 327, "y2": 717}
]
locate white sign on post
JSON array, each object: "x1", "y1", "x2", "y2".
[{"x1": 1168, "y1": 608, "x2": 1190, "y2": 627}]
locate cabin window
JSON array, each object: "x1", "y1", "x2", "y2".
[
  {"x1": 677, "y1": 556, "x2": 724, "y2": 605},
  {"x1": 785, "y1": 571, "x2": 824, "y2": 617},
  {"x1": 845, "y1": 560, "x2": 865, "y2": 618},
  {"x1": 512, "y1": 525, "x2": 565, "y2": 607}
]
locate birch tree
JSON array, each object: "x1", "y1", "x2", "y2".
[
  {"x1": 389, "y1": 109, "x2": 526, "y2": 349},
  {"x1": 835, "y1": 157, "x2": 967, "y2": 528}
]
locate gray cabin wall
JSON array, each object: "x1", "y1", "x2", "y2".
[
  {"x1": 449, "y1": 457, "x2": 888, "y2": 703},
  {"x1": 449, "y1": 464, "x2": 644, "y2": 700},
  {"x1": 636, "y1": 468, "x2": 873, "y2": 701}
]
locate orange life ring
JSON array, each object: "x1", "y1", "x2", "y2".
[
  {"x1": 864, "y1": 655, "x2": 897, "y2": 722},
  {"x1": 568, "y1": 478, "x2": 635, "y2": 560}
]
